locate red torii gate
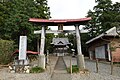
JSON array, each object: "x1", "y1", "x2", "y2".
[{"x1": 29, "y1": 17, "x2": 91, "y2": 69}]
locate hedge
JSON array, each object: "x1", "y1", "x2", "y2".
[{"x1": 0, "y1": 40, "x2": 15, "y2": 64}]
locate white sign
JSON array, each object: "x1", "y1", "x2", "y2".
[{"x1": 19, "y1": 36, "x2": 27, "y2": 60}]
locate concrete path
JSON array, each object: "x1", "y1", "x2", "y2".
[{"x1": 51, "y1": 56, "x2": 72, "y2": 80}]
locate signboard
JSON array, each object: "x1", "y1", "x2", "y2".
[
  {"x1": 95, "y1": 46, "x2": 105, "y2": 59},
  {"x1": 58, "y1": 24, "x2": 63, "y2": 31},
  {"x1": 19, "y1": 36, "x2": 27, "y2": 60}
]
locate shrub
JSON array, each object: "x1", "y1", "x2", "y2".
[
  {"x1": 30, "y1": 66, "x2": 45, "y2": 73},
  {"x1": 67, "y1": 65, "x2": 79, "y2": 73},
  {"x1": 0, "y1": 40, "x2": 15, "y2": 64}
]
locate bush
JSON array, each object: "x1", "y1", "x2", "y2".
[
  {"x1": 0, "y1": 40, "x2": 15, "y2": 64},
  {"x1": 67, "y1": 65, "x2": 79, "y2": 73},
  {"x1": 30, "y1": 66, "x2": 45, "y2": 73}
]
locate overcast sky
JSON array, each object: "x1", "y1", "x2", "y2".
[{"x1": 48, "y1": 0, "x2": 120, "y2": 30}]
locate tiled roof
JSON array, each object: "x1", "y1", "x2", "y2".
[
  {"x1": 86, "y1": 27, "x2": 118, "y2": 44},
  {"x1": 51, "y1": 38, "x2": 70, "y2": 46}
]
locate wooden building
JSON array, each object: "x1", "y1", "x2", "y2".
[
  {"x1": 51, "y1": 38, "x2": 70, "y2": 56},
  {"x1": 86, "y1": 27, "x2": 120, "y2": 61}
]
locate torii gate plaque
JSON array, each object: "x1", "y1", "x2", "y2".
[{"x1": 29, "y1": 17, "x2": 91, "y2": 69}]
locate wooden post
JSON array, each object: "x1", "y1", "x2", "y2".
[
  {"x1": 63, "y1": 47, "x2": 65, "y2": 56},
  {"x1": 111, "y1": 57, "x2": 113, "y2": 75},
  {"x1": 22, "y1": 60, "x2": 25, "y2": 73},
  {"x1": 46, "y1": 50, "x2": 49, "y2": 64},
  {"x1": 96, "y1": 59, "x2": 99, "y2": 73},
  {"x1": 70, "y1": 56, "x2": 72, "y2": 74},
  {"x1": 37, "y1": 38, "x2": 40, "y2": 67},
  {"x1": 49, "y1": 55, "x2": 51, "y2": 74}
]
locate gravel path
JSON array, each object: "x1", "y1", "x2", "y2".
[
  {"x1": 0, "y1": 55, "x2": 58, "y2": 80},
  {"x1": 1, "y1": 55, "x2": 120, "y2": 80},
  {"x1": 0, "y1": 68, "x2": 50, "y2": 80},
  {"x1": 63, "y1": 56, "x2": 120, "y2": 80}
]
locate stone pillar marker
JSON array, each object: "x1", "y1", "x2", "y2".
[
  {"x1": 75, "y1": 24, "x2": 85, "y2": 69},
  {"x1": 38, "y1": 26, "x2": 45, "y2": 69}
]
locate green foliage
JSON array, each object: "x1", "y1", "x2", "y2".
[
  {"x1": 67, "y1": 33, "x2": 89, "y2": 56},
  {"x1": 67, "y1": 34, "x2": 76, "y2": 53},
  {"x1": 113, "y1": 62, "x2": 120, "y2": 64},
  {"x1": 85, "y1": 0, "x2": 120, "y2": 38},
  {"x1": 0, "y1": 40, "x2": 15, "y2": 64},
  {"x1": 45, "y1": 33, "x2": 55, "y2": 53},
  {"x1": 113, "y1": 62, "x2": 120, "y2": 67},
  {"x1": 110, "y1": 47, "x2": 116, "y2": 51},
  {"x1": 81, "y1": 33, "x2": 90, "y2": 56},
  {"x1": 56, "y1": 33, "x2": 67, "y2": 38},
  {"x1": 0, "y1": 2, "x2": 10, "y2": 39},
  {"x1": 67, "y1": 65, "x2": 79, "y2": 73},
  {"x1": 0, "y1": 0, "x2": 50, "y2": 50},
  {"x1": 30, "y1": 66, "x2": 45, "y2": 73}
]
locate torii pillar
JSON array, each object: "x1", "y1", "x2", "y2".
[
  {"x1": 38, "y1": 26, "x2": 45, "y2": 69},
  {"x1": 75, "y1": 24, "x2": 85, "y2": 69}
]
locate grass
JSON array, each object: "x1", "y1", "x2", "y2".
[
  {"x1": 67, "y1": 65, "x2": 79, "y2": 73},
  {"x1": 30, "y1": 66, "x2": 45, "y2": 73},
  {"x1": 113, "y1": 62, "x2": 120, "y2": 64},
  {"x1": 113, "y1": 62, "x2": 120, "y2": 67}
]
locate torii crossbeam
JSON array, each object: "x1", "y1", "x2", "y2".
[
  {"x1": 29, "y1": 17, "x2": 91, "y2": 69},
  {"x1": 34, "y1": 30, "x2": 88, "y2": 34}
]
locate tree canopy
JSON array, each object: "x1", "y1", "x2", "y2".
[
  {"x1": 85, "y1": 0, "x2": 120, "y2": 38},
  {"x1": 0, "y1": 0, "x2": 50, "y2": 50}
]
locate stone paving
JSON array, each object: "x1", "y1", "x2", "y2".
[{"x1": 51, "y1": 56, "x2": 71, "y2": 80}]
